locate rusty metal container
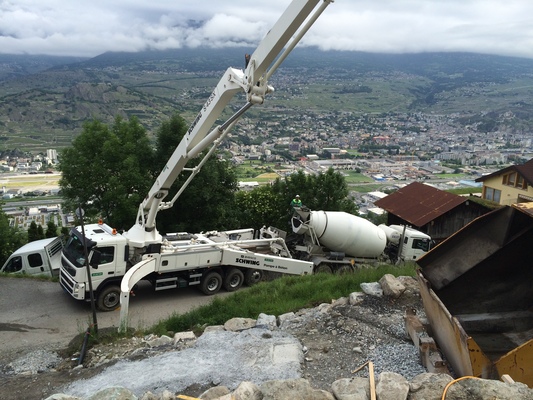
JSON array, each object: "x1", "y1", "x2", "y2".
[{"x1": 417, "y1": 203, "x2": 533, "y2": 387}]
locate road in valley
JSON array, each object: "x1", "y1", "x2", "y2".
[{"x1": 0, "y1": 277, "x2": 231, "y2": 362}]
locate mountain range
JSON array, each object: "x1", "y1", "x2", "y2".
[{"x1": 1, "y1": 48, "x2": 532, "y2": 154}]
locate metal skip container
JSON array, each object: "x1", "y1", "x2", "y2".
[{"x1": 416, "y1": 203, "x2": 533, "y2": 387}]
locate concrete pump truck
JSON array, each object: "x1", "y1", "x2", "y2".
[{"x1": 59, "y1": 0, "x2": 334, "y2": 312}]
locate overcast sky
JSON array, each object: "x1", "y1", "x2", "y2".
[{"x1": 1, "y1": 0, "x2": 532, "y2": 59}]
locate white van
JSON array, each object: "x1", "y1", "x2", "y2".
[{"x1": 1, "y1": 237, "x2": 64, "y2": 277}]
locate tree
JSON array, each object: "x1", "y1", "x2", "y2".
[
  {"x1": 0, "y1": 209, "x2": 26, "y2": 267},
  {"x1": 273, "y1": 168, "x2": 357, "y2": 214},
  {"x1": 46, "y1": 220, "x2": 58, "y2": 238},
  {"x1": 151, "y1": 114, "x2": 240, "y2": 233},
  {"x1": 37, "y1": 224, "x2": 45, "y2": 239},
  {"x1": 237, "y1": 168, "x2": 358, "y2": 230},
  {"x1": 235, "y1": 185, "x2": 285, "y2": 230},
  {"x1": 58, "y1": 117, "x2": 155, "y2": 229},
  {"x1": 27, "y1": 221, "x2": 42, "y2": 242}
]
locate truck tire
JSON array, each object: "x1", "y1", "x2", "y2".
[
  {"x1": 335, "y1": 265, "x2": 353, "y2": 274},
  {"x1": 314, "y1": 263, "x2": 333, "y2": 274},
  {"x1": 200, "y1": 271, "x2": 222, "y2": 295},
  {"x1": 244, "y1": 269, "x2": 263, "y2": 286},
  {"x1": 223, "y1": 268, "x2": 244, "y2": 292},
  {"x1": 96, "y1": 285, "x2": 121, "y2": 312}
]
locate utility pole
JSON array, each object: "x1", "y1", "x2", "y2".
[{"x1": 76, "y1": 205, "x2": 98, "y2": 335}]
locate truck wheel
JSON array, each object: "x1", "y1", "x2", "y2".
[
  {"x1": 96, "y1": 285, "x2": 120, "y2": 312},
  {"x1": 335, "y1": 265, "x2": 353, "y2": 274},
  {"x1": 244, "y1": 269, "x2": 263, "y2": 286},
  {"x1": 314, "y1": 263, "x2": 333, "y2": 274},
  {"x1": 223, "y1": 269, "x2": 244, "y2": 292},
  {"x1": 200, "y1": 271, "x2": 222, "y2": 295}
]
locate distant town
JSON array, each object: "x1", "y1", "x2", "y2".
[{"x1": 3, "y1": 105, "x2": 530, "y2": 231}]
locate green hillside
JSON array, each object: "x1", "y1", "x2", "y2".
[{"x1": 1, "y1": 49, "x2": 533, "y2": 153}]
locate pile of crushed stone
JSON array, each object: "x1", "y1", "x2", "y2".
[{"x1": 3, "y1": 349, "x2": 62, "y2": 375}]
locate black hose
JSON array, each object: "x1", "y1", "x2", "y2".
[{"x1": 78, "y1": 326, "x2": 91, "y2": 365}]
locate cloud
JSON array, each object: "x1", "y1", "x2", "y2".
[{"x1": 0, "y1": 0, "x2": 532, "y2": 59}]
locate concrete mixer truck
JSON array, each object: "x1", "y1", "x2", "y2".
[{"x1": 262, "y1": 207, "x2": 433, "y2": 273}]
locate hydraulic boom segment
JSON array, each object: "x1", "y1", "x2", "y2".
[{"x1": 124, "y1": 0, "x2": 333, "y2": 248}]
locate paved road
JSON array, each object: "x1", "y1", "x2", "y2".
[{"x1": 0, "y1": 277, "x2": 231, "y2": 361}]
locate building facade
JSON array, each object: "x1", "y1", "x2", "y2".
[{"x1": 476, "y1": 158, "x2": 533, "y2": 205}]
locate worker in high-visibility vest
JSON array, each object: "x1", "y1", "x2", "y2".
[{"x1": 290, "y1": 194, "x2": 302, "y2": 209}]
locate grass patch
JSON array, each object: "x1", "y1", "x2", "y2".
[
  {"x1": 342, "y1": 171, "x2": 373, "y2": 184},
  {"x1": 148, "y1": 263, "x2": 416, "y2": 336},
  {"x1": 447, "y1": 187, "x2": 482, "y2": 195},
  {"x1": 350, "y1": 184, "x2": 387, "y2": 193}
]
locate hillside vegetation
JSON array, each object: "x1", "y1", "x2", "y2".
[{"x1": 1, "y1": 49, "x2": 533, "y2": 153}]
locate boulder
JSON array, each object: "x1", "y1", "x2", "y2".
[
  {"x1": 224, "y1": 317, "x2": 256, "y2": 332},
  {"x1": 331, "y1": 377, "x2": 369, "y2": 400},
  {"x1": 198, "y1": 386, "x2": 231, "y2": 399},
  {"x1": 376, "y1": 372, "x2": 409, "y2": 400},
  {"x1": 444, "y1": 377, "x2": 533, "y2": 400},
  {"x1": 408, "y1": 373, "x2": 453, "y2": 400},
  {"x1": 360, "y1": 282, "x2": 383, "y2": 297},
  {"x1": 349, "y1": 292, "x2": 365, "y2": 305},
  {"x1": 260, "y1": 378, "x2": 334, "y2": 400},
  {"x1": 256, "y1": 313, "x2": 277, "y2": 330},
  {"x1": 87, "y1": 386, "x2": 137, "y2": 400},
  {"x1": 379, "y1": 274, "x2": 406, "y2": 298}
]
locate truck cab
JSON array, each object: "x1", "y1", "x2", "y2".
[
  {"x1": 385, "y1": 224, "x2": 433, "y2": 261},
  {"x1": 1, "y1": 236, "x2": 64, "y2": 277},
  {"x1": 60, "y1": 222, "x2": 129, "y2": 304}
]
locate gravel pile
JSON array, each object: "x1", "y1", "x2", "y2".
[
  {"x1": 370, "y1": 343, "x2": 427, "y2": 379},
  {"x1": 3, "y1": 349, "x2": 62, "y2": 375}
]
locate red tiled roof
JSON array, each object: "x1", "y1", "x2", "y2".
[{"x1": 374, "y1": 181, "x2": 466, "y2": 227}]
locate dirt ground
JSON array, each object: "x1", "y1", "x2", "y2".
[{"x1": 0, "y1": 276, "x2": 429, "y2": 399}]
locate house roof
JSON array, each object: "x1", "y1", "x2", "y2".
[
  {"x1": 475, "y1": 158, "x2": 533, "y2": 186},
  {"x1": 374, "y1": 182, "x2": 466, "y2": 227}
]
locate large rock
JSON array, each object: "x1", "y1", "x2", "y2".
[
  {"x1": 360, "y1": 282, "x2": 383, "y2": 297},
  {"x1": 260, "y1": 378, "x2": 335, "y2": 400},
  {"x1": 331, "y1": 377, "x2": 369, "y2": 400},
  {"x1": 349, "y1": 292, "x2": 365, "y2": 305},
  {"x1": 257, "y1": 313, "x2": 277, "y2": 330},
  {"x1": 408, "y1": 373, "x2": 453, "y2": 400},
  {"x1": 376, "y1": 372, "x2": 409, "y2": 400},
  {"x1": 224, "y1": 317, "x2": 256, "y2": 332},
  {"x1": 222, "y1": 381, "x2": 263, "y2": 400},
  {"x1": 379, "y1": 274, "x2": 406, "y2": 298},
  {"x1": 198, "y1": 386, "x2": 231, "y2": 399},
  {"x1": 87, "y1": 386, "x2": 137, "y2": 400},
  {"x1": 444, "y1": 377, "x2": 533, "y2": 400}
]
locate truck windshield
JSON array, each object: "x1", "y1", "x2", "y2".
[
  {"x1": 412, "y1": 238, "x2": 431, "y2": 252},
  {"x1": 64, "y1": 231, "x2": 94, "y2": 268}
]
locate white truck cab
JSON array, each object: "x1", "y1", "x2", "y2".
[
  {"x1": 60, "y1": 223, "x2": 129, "y2": 305},
  {"x1": 1, "y1": 237, "x2": 64, "y2": 277},
  {"x1": 382, "y1": 224, "x2": 433, "y2": 261}
]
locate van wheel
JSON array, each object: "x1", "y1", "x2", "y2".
[
  {"x1": 200, "y1": 271, "x2": 222, "y2": 295},
  {"x1": 244, "y1": 269, "x2": 263, "y2": 286},
  {"x1": 224, "y1": 269, "x2": 244, "y2": 292},
  {"x1": 96, "y1": 285, "x2": 120, "y2": 311}
]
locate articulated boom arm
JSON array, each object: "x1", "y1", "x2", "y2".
[{"x1": 125, "y1": 0, "x2": 333, "y2": 248}]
